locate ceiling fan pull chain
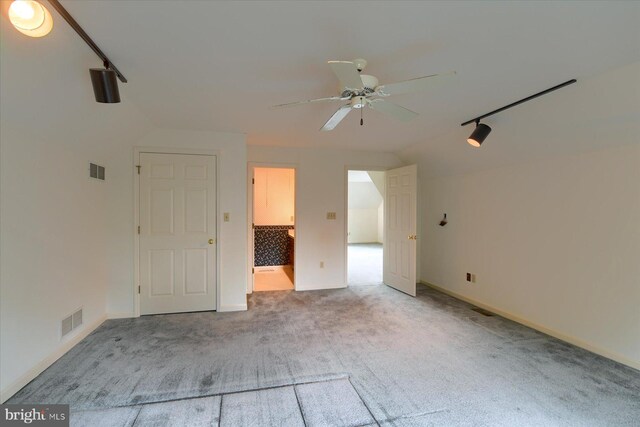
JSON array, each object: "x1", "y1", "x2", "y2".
[{"x1": 360, "y1": 97, "x2": 364, "y2": 126}]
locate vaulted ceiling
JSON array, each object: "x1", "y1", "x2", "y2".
[{"x1": 3, "y1": 1, "x2": 639, "y2": 161}]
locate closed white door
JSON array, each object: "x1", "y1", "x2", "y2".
[
  {"x1": 139, "y1": 153, "x2": 217, "y2": 314},
  {"x1": 383, "y1": 164, "x2": 417, "y2": 296}
]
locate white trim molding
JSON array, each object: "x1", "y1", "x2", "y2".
[
  {"x1": 107, "y1": 312, "x2": 135, "y2": 320},
  {"x1": 1, "y1": 315, "x2": 107, "y2": 403},
  {"x1": 218, "y1": 304, "x2": 248, "y2": 312},
  {"x1": 422, "y1": 281, "x2": 640, "y2": 371}
]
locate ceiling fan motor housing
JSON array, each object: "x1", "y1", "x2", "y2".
[{"x1": 351, "y1": 97, "x2": 366, "y2": 109}]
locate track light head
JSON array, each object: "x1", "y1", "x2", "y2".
[
  {"x1": 90, "y1": 68, "x2": 120, "y2": 103},
  {"x1": 467, "y1": 122, "x2": 491, "y2": 147}
]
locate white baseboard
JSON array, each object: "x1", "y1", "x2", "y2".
[
  {"x1": 107, "y1": 312, "x2": 135, "y2": 319},
  {"x1": 295, "y1": 283, "x2": 346, "y2": 292},
  {"x1": 218, "y1": 304, "x2": 247, "y2": 312},
  {"x1": 421, "y1": 281, "x2": 640, "y2": 371},
  {"x1": 1, "y1": 314, "x2": 108, "y2": 403}
]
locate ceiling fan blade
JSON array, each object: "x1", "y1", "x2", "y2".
[
  {"x1": 328, "y1": 61, "x2": 364, "y2": 90},
  {"x1": 375, "y1": 71, "x2": 456, "y2": 96},
  {"x1": 320, "y1": 105, "x2": 352, "y2": 131},
  {"x1": 271, "y1": 96, "x2": 345, "y2": 109},
  {"x1": 368, "y1": 99, "x2": 418, "y2": 121}
]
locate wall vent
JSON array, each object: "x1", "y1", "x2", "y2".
[
  {"x1": 61, "y1": 315, "x2": 73, "y2": 337},
  {"x1": 89, "y1": 163, "x2": 105, "y2": 180},
  {"x1": 72, "y1": 308, "x2": 83, "y2": 329},
  {"x1": 61, "y1": 308, "x2": 83, "y2": 338}
]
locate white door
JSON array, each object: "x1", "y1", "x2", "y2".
[
  {"x1": 139, "y1": 153, "x2": 217, "y2": 314},
  {"x1": 383, "y1": 164, "x2": 417, "y2": 296}
]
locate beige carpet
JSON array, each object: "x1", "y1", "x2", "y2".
[{"x1": 254, "y1": 266, "x2": 294, "y2": 291}]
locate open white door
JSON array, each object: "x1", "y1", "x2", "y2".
[
  {"x1": 383, "y1": 164, "x2": 417, "y2": 296},
  {"x1": 139, "y1": 153, "x2": 217, "y2": 314}
]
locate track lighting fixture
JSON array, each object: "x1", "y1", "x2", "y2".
[
  {"x1": 8, "y1": 0, "x2": 53, "y2": 37},
  {"x1": 461, "y1": 79, "x2": 576, "y2": 147},
  {"x1": 8, "y1": 0, "x2": 128, "y2": 103},
  {"x1": 467, "y1": 121, "x2": 491, "y2": 148},
  {"x1": 90, "y1": 63, "x2": 121, "y2": 103}
]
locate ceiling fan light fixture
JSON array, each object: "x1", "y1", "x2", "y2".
[
  {"x1": 467, "y1": 122, "x2": 491, "y2": 147},
  {"x1": 351, "y1": 96, "x2": 366, "y2": 109},
  {"x1": 8, "y1": 0, "x2": 53, "y2": 37}
]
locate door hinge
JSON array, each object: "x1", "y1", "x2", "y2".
[
  {"x1": 137, "y1": 226, "x2": 141, "y2": 234},
  {"x1": 252, "y1": 223, "x2": 255, "y2": 229},
  {"x1": 252, "y1": 178, "x2": 255, "y2": 184},
  {"x1": 138, "y1": 285, "x2": 141, "y2": 294},
  {"x1": 252, "y1": 267, "x2": 254, "y2": 274},
  {"x1": 136, "y1": 165, "x2": 141, "y2": 175}
]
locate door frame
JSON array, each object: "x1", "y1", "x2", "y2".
[
  {"x1": 133, "y1": 146, "x2": 221, "y2": 317},
  {"x1": 343, "y1": 165, "x2": 388, "y2": 287},
  {"x1": 247, "y1": 162, "x2": 299, "y2": 294}
]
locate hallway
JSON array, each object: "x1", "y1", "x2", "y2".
[{"x1": 348, "y1": 243, "x2": 383, "y2": 286}]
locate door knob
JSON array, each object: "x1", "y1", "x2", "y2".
[{"x1": 208, "y1": 239, "x2": 215, "y2": 245}]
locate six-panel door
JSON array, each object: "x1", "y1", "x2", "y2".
[{"x1": 139, "y1": 153, "x2": 217, "y2": 314}]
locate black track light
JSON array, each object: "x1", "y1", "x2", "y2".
[
  {"x1": 90, "y1": 67, "x2": 120, "y2": 103},
  {"x1": 461, "y1": 79, "x2": 576, "y2": 148},
  {"x1": 467, "y1": 122, "x2": 491, "y2": 147}
]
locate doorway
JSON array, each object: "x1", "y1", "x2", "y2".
[
  {"x1": 251, "y1": 167, "x2": 296, "y2": 292},
  {"x1": 137, "y1": 152, "x2": 217, "y2": 315},
  {"x1": 347, "y1": 170, "x2": 385, "y2": 286}
]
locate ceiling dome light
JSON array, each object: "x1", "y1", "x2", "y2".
[
  {"x1": 8, "y1": 0, "x2": 53, "y2": 37},
  {"x1": 467, "y1": 122, "x2": 491, "y2": 147}
]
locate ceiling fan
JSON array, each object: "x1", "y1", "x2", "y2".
[{"x1": 272, "y1": 58, "x2": 455, "y2": 131}]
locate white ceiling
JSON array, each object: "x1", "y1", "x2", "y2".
[
  {"x1": 348, "y1": 171, "x2": 372, "y2": 183},
  {"x1": 11, "y1": 1, "x2": 640, "y2": 155}
]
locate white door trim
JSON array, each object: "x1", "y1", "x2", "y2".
[
  {"x1": 133, "y1": 146, "x2": 221, "y2": 317},
  {"x1": 247, "y1": 162, "x2": 299, "y2": 295},
  {"x1": 343, "y1": 165, "x2": 389, "y2": 287}
]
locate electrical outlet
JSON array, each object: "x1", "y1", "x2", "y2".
[
  {"x1": 224, "y1": 212, "x2": 230, "y2": 222},
  {"x1": 466, "y1": 273, "x2": 472, "y2": 282},
  {"x1": 320, "y1": 261, "x2": 324, "y2": 268},
  {"x1": 326, "y1": 212, "x2": 336, "y2": 220}
]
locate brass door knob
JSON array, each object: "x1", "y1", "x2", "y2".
[{"x1": 208, "y1": 239, "x2": 215, "y2": 245}]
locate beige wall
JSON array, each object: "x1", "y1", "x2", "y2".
[
  {"x1": 348, "y1": 180, "x2": 383, "y2": 243},
  {"x1": 417, "y1": 144, "x2": 640, "y2": 368},
  {"x1": 248, "y1": 146, "x2": 402, "y2": 290},
  {"x1": 0, "y1": 18, "x2": 153, "y2": 399}
]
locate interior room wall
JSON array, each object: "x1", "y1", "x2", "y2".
[
  {"x1": 107, "y1": 129, "x2": 249, "y2": 315},
  {"x1": 248, "y1": 146, "x2": 403, "y2": 291},
  {"x1": 398, "y1": 63, "x2": 640, "y2": 369},
  {"x1": 0, "y1": 19, "x2": 153, "y2": 400},
  {"x1": 348, "y1": 181, "x2": 383, "y2": 243},
  {"x1": 416, "y1": 144, "x2": 640, "y2": 368}
]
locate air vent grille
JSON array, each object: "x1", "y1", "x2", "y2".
[
  {"x1": 61, "y1": 308, "x2": 83, "y2": 338},
  {"x1": 89, "y1": 163, "x2": 105, "y2": 180}
]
